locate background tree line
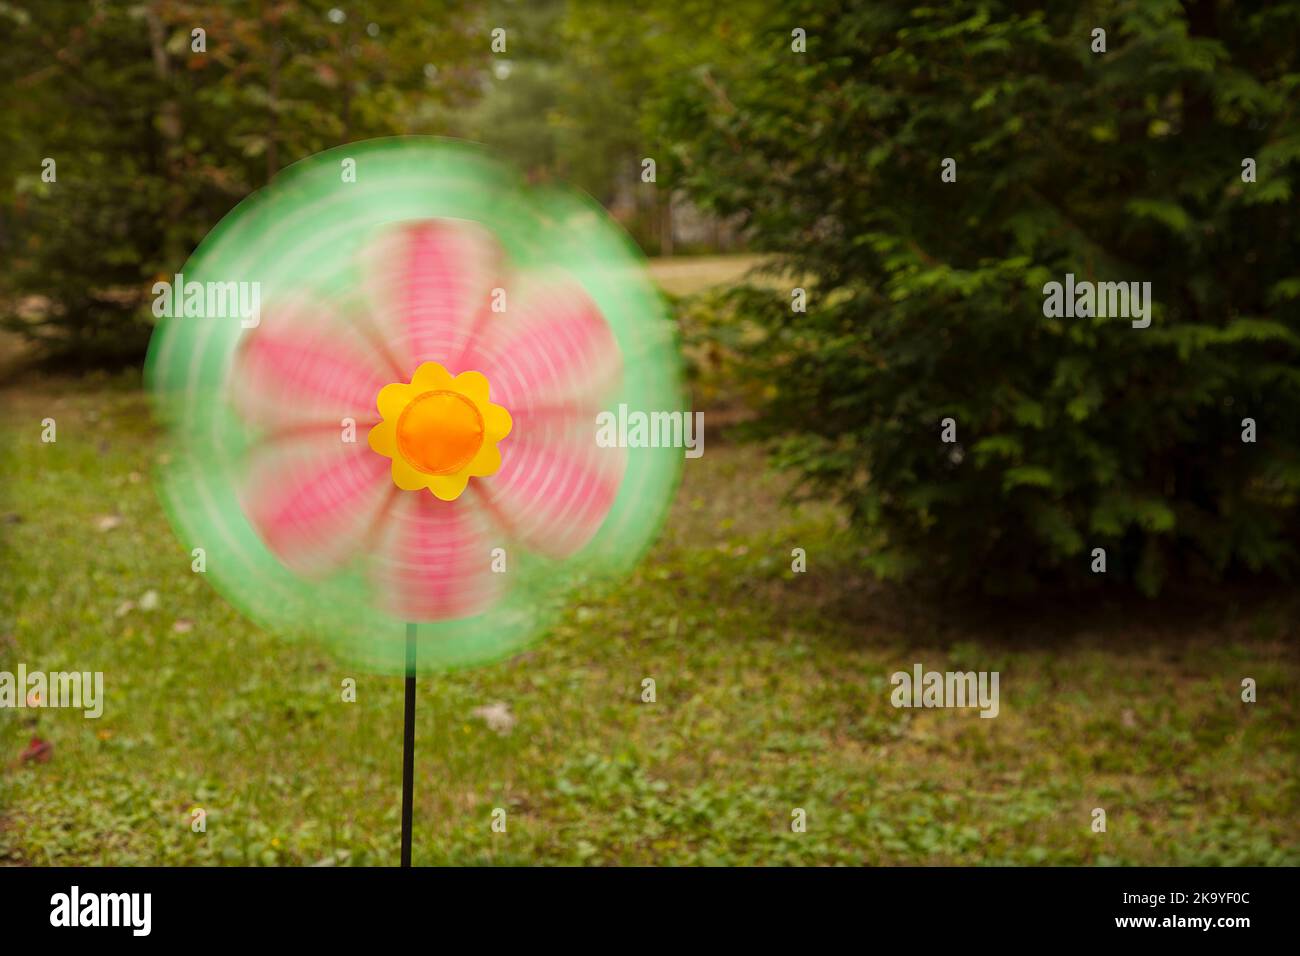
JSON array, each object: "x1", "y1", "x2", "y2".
[{"x1": 3, "y1": 0, "x2": 1297, "y2": 596}]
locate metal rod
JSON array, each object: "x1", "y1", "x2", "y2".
[{"x1": 400, "y1": 622, "x2": 416, "y2": 867}]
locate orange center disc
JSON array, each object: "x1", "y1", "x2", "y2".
[{"x1": 395, "y1": 390, "x2": 485, "y2": 475}]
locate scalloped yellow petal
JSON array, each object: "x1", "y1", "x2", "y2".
[
  {"x1": 368, "y1": 420, "x2": 396, "y2": 456},
  {"x1": 410, "y1": 361, "x2": 453, "y2": 390},
  {"x1": 427, "y1": 473, "x2": 470, "y2": 501},
  {"x1": 450, "y1": 370, "x2": 489, "y2": 402},
  {"x1": 377, "y1": 383, "x2": 415, "y2": 419},
  {"x1": 465, "y1": 442, "x2": 501, "y2": 478},
  {"x1": 391, "y1": 456, "x2": 429, "y2": 491},
  {"x1": 483, "y1": 403, "x2": 512, "y2": 443}
]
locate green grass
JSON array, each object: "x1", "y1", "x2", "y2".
[
  {"x1": 1, "y1": 368, "x2": 1296, "y2": 866},
  {"x1": 0, "y1": 258, "x2": 1296, "y2": 866}
]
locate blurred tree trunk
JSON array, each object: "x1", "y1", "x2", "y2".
[
  {"x1": 145, "y1": 3, "x2": 186, "y2": 270},
  {"x1": 659, "y1": 191, "x2": 674, "y2": 256},
  {"x1": 267, "y1": 10, "x2": 282, "y2": 182}
]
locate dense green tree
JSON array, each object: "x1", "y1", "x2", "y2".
[
  {"x1": 0, "y1": 0, "x2": 485, "y2": 362},
  {"x1": 655, "y1": 0, "x2": 1300, "y2": 594}
]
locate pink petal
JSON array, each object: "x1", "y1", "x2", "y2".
[
  {"x1": 467, "y1": 276, "x2": 621, "y2": 417},
  {"x1": 478, "y1": 427, "x2": 625, "y2": 560},
  {"x1": 242, "y1": 436, "x2": 393, "y2": 577},
  {"x1": 232, "y1": 295, "x2": 393, "y2": 433},
  {"x1": 369, "y1": 492, "x2": 504, "y2": 621},
  {"x1": 359, "y1": 220, "x2": 504, "y2": 374}
]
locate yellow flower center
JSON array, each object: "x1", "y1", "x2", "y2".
[
  {"x1": 368, "y1": 362, "x2": 511, "y2": 500},
  {"x1": 396, "y1": 389, "x2": 485, "y2": 476}
]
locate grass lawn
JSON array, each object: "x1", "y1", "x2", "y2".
[{"x1": 1, "y1": 255, "x2": 1296, "y2": 866}]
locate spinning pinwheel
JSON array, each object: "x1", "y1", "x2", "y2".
[{"x1": 145, "y1": 138, "x2": 683, "y2": 864}]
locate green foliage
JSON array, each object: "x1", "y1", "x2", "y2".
[
  {"x1": 454, "y1": 0, "x2": 767, "y2": 252},
  {"x1": 654, "y1": 1, "x2": 1300, "y2": 594},
  {"x1": 0, "y1": 0, "x2": 483, "y2": 363}
]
